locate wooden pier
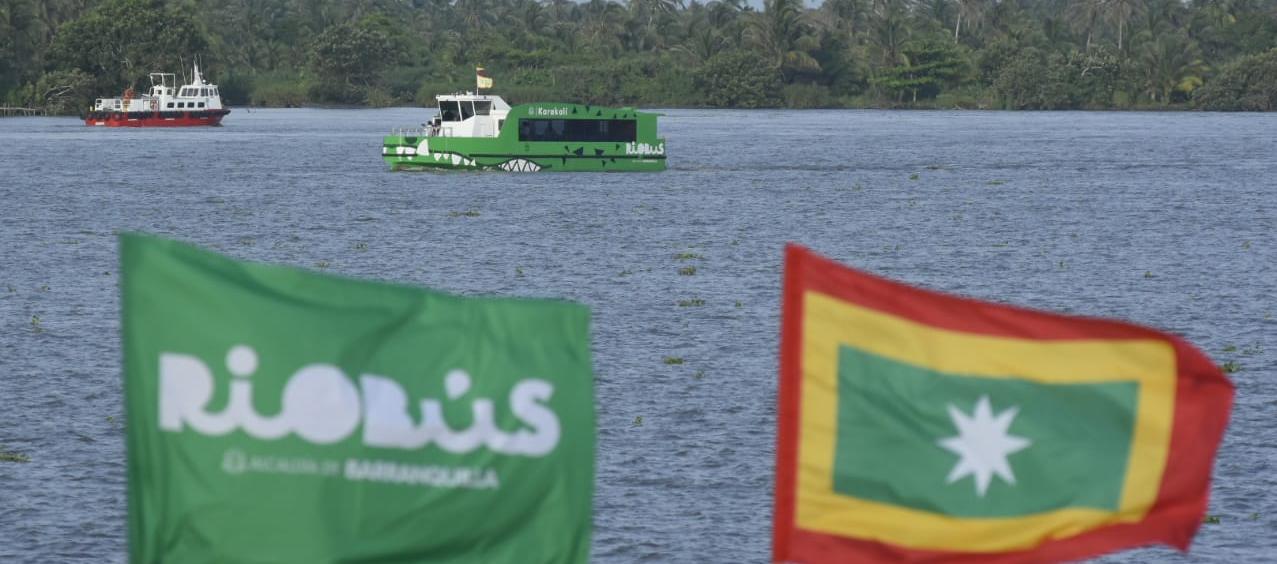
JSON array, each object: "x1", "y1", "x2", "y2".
[{"x1": 0, "y1": 107, "x2": 44, "y2": 117}]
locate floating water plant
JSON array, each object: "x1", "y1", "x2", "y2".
[
  {"x1": 735, "y1": 301, "x2": 742, "y2": 308},
  {"x1": 925, "y1": 164, "x2": 944, "y2": 170},
  {"x1": 677, "y1": 299, "x2": 705, "y2": 307},
  {"x1": 618, "y1": 269, "x2": 633, "y2": 277},
  {"x1": 1249, "y1": 513, "x2": 1260, "y2": 521},
  {"x1": 908, "y1": 173, "x2": 919, "y2": 180},
  {"x1": 663, "y1": 356, "x2": 684, "y2": 365},
  {"x1": 678, "y1": 266, "x2": 697, "y2": 276},
  {"x1": 1241, "y1": 344, "x2": 1263, "y2": 355},
  {"x1": 693, "y1": 370, "x2": 705, "y2": 380},
  {"x1": 674, "y1": 252, "x2": 703, "y2": 261},
  {"x1": 0, "y1": 445, "x2": 29, "y2": 463},
  {"x1": 631, "y1": 416, "x2": 643, "y2": 427},
  {"x1": 238, "y1": 237, "x2": 255, "y2": 247},
  {"x1": 1144, "y1": 271, "x2": 1154, "y2": 279},
  {"x1": 1242, "y1": 240, "x2": 1251, "y2": 249},
  {"x1": 315, "y1": 260, "x2": 330, "y2": 269},
  {"x1": 0, "y1": 451, "x2": 30, "y2": 463},
  {"x1": 987, "y1": 179, "x2": 1007, "y2": 186},
  {"x1": 448, "y1": 210, "x2": 481, "y2": 217},
  {"x1": 1222, "y1": 344, "x2": 1237, "y2": 352},
  {"x1": 1203, "y1": 515, "x2": 1221, "y2": 524},
  {"x1": 1221, "y1": 361, "x2": 1241, "y2": 374},
  {"x1": 515, "y1": 267, "x2": 524, "y2": 277},
  {"x1": 30, "y1": 315, "x2": 41, "y2": 333},
  {"x1": 354, "y1": 242, "x2": 368, "y2": 251}
]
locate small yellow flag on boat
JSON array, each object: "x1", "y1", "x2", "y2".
[{"x1": 477, "y1": 67, "x2": 493, "y2": 90}]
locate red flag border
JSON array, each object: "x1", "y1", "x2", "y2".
[{"x1": 773, "y1": 244, "x2": 1234, "y2": 563}]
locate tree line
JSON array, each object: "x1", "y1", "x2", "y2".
[{"x1": 3, "y1": 0, "x2": 1277, "y2": 113}]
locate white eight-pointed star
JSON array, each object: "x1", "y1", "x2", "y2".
[{"x1": 937, "y1": 395, "x2": 1032, "y2": 497}]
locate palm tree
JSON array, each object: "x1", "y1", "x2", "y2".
[
  {"x1": 1136, "y1": 30, "x2": 1202, "y2": 103},
  {"x1": 1065, "y1": 0, "x2": 1104, "y2": 52},
  {"x1": 706, "y1": 0, "x2": 749, "y2": 47},
  {"x1": 869, "y1": 0, "x2": 911, "y2": 67},
  {"x1": 1104, "y1": 0, "x2": 1141, "y2": 53},
  {"x1": 952, "y1": 0, "x2": 986, "y2": 44},
  {"x1": 746, "y1": 0, "x2": 820, "y2": 81},
  {"x1": 822, "y1": 0, "x2": 872, "y2": 38},
  {"x1": 581, "y1": 0, "x2": 625, "y2": 55},
  {"x1": 455, "y1": 0, "x2": 495, "y2": 34}
]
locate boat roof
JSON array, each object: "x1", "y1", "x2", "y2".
[{"x1": 436, "y1": 93, "x2": 503, "y2": 102}]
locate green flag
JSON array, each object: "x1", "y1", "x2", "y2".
[{"x1": 121, "y1": 233, "x2": 594, "y2": 564}]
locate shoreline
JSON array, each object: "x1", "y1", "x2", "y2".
[{"x1": 12, "y1": 104, "x2": 1251, "y2": 118}]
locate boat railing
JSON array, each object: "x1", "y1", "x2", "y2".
[{"x1": 389, "y1": 126, "x2": 446, "y2": 138}]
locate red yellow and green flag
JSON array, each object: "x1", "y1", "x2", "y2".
[{"x1": 773, "y1": 245, "x2": 1234, "y2": 563}]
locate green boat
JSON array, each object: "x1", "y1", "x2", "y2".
[{"x1": 382, "y1": 93, "x2": 666, "y2": 172}]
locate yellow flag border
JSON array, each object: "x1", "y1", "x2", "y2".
[{"x1": 795, "y1": 291, "x2": 1176, "y2": 552}]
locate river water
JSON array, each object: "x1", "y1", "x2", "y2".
[{"x1": 0, "y1": 109, "x2": 1273, "y2": 563}]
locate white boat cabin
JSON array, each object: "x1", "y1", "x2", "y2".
[
  {"x1": 92, "y1": 64, "x2": 225, "y2": 113},
  {"x1": 426, "y1": 93, "x2": 510, "y2": 137}
]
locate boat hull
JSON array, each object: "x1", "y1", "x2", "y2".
[
  {"x1": 382, "y1": 137, "x2": 667, "y2": 172},
  {"x1": 85, "y1": 109, "x2": 230, "y2": 127}
]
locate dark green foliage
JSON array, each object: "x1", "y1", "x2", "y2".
[
  {"x1": 1194, "y1": 49, "x2": 1277, "y2": 111},
  {"x1": 698, "y1": 51, "x2": 784, "y2": 108},
  {"x1": 5, "y1": 0, "x2": 1277, "y2": 111},
  {"x1": 307, "y1": 17, "x2": 397, "y2": 104},
  {"x1": 873, "y1": 39, "x2": 967, "y2": 103},
  {"x1": 24, "y1": 69, "x2": 95, "y2": 114},
  {"x1": 993, "y1": 49, "x2": 1121, "y2": 110},
  {"x1": 46, "y1": 0, "x2": 208, "y2": 97}
]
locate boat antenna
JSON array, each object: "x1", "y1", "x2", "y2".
[{"x1": 179, "y1": 55, "x2": 188, "y2": 84}]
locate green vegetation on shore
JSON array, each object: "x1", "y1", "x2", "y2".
[{"x1": 3, "y1": 0, "x2": 1277, "y2": 113}]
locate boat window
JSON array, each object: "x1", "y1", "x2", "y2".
[
  {"x1": 202, "y1": 88, "x2": 209, "y2": 97},
  {"x1": 460, "y1": 101, "x2": 475, "y2": 121},
  {"x1": 178, "y1": 102, "x2": 185, "y2": 108},
  {"x1": 439, "y1": 101, "x2": 461, "y2": 122},
  {"x1": 166, "y1": 102, "x2": 173, "y2": 108},
  {"x1": 518, "y1": 119, "x2": 638, "y2": 142},
  {"x1": 198, "y1": 102, "x2": 205, "y2": 108},
  {"x1": 474, "y1": 101, "x2": 492, "y2": 116}
]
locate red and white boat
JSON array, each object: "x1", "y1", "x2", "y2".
[{"x1": 85, "y1": 63, "x2": 230, "y2": 127}]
